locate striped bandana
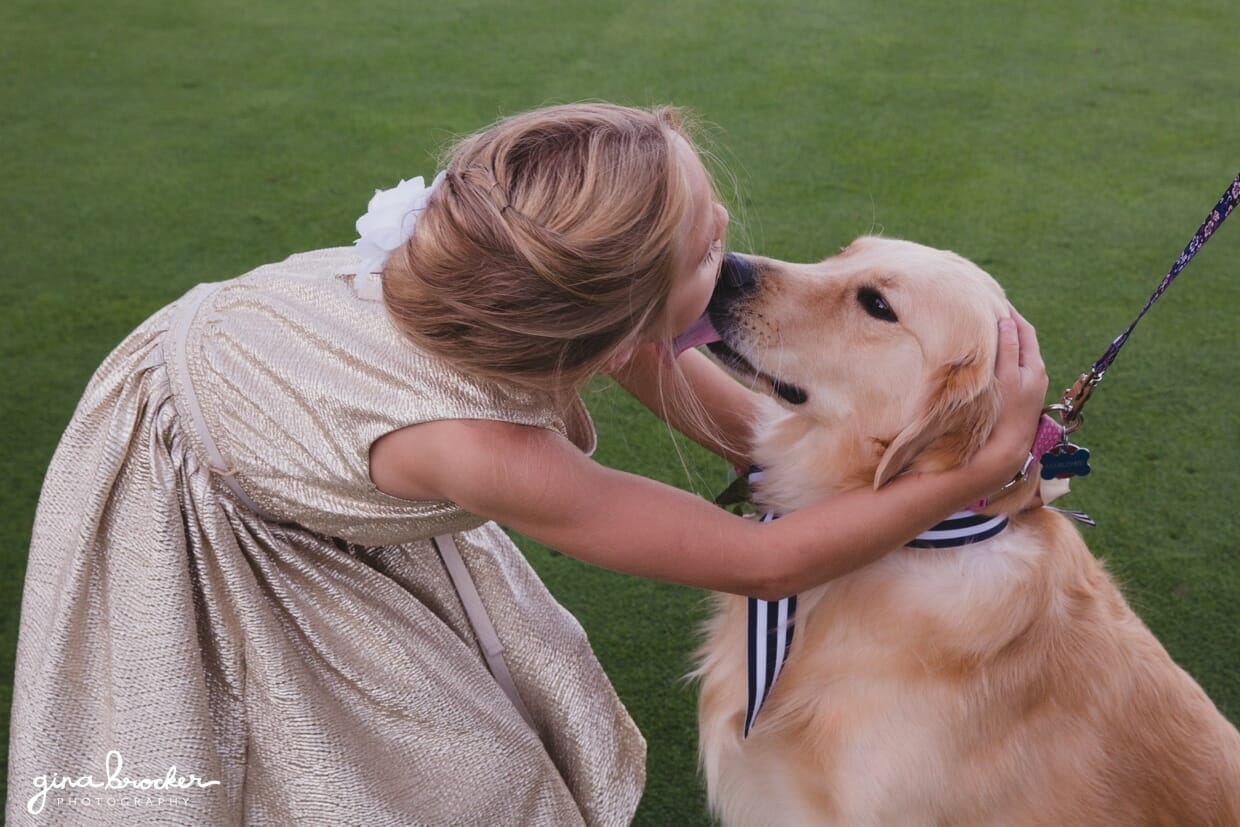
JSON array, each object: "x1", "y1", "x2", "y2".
[
  {"x1": 742, "y1": 473, "x2": 1010, "y2": 737},
  {"x1": 744, "y1": 510, "x2": 798, "y2": 738}
]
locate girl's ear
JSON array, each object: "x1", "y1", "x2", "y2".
[{"x1": 873, "y1": 347, "x2": 998, "y2": 489}]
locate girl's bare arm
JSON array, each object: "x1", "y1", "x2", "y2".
[{"x1": 374, "y1": 414, "x2": 1018, "y2": 599}]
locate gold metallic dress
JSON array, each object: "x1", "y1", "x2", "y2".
[{"x1": 7, "y1": 247, "x2": 646, "y2": 826}]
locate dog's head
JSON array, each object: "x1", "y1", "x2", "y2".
[{"x1": 708, "y1": 236, "x2": 1019, "y2": 501}]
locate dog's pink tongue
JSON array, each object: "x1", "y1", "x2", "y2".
[{"x1": 671, "y1": 313, "x2": 721, "y2": 355}]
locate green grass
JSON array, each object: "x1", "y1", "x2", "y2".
[{"x1": 2, "y1": 0, "x2": 1237, "y2": 822}]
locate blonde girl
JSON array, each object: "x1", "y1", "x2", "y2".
[{"x1": 9, "y1": 103, "x2": 1046, "y2": 826}]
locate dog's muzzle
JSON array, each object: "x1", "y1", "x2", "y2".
[{"x1": 704, "y1": 255, "x2": 809, "y2": 406}]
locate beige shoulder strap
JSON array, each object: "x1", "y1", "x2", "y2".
[
  {"x1": 432, "y1": 534, "x2": 537, "y2": 730},
  {"x1": 166, "y1": 283, "x2": 279, "y2": 522}
]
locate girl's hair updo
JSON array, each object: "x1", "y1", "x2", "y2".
[{"x1": 382, "y1": 103, "x2": 696, "y2": 396}]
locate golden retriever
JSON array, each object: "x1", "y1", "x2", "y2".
[{"x1": 693, "y1": 236, "x2": 1240, "y2": 826}]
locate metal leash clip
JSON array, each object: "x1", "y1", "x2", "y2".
[{"x1": 1043, "y1": 368, "x2": 1104, "y2": 435}]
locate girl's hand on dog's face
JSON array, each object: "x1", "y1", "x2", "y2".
[{"x1": 975, "y1": 310, "x2": 1049, "y2": 490}]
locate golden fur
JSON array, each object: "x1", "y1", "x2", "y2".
[{"x1": 695, "y1": 237, "x2": 1240, "y2": 826}]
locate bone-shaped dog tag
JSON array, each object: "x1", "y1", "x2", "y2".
[{"x1": 1040, "y1": 442, "x2": 1092, "y2": 480}]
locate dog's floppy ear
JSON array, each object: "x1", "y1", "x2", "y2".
[{"x1": 873, "y1": 347, "x2": 1000, "y2": 488}]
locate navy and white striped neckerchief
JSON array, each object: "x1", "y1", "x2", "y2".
[{"x1": 742, "y1": 470, "x2": 1009, "y2": 738}]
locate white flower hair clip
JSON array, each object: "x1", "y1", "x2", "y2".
[{"x1": 353, "y1": 170, "x2": 447, "y2": 276}]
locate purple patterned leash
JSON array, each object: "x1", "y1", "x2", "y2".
[{"x1": 1048, "y1": 172, "x2": 1240, "y2": 434}]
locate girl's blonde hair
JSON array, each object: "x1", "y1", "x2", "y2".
[{"x1": 383, "y1": 102, "x2": 697, "y2": 398}]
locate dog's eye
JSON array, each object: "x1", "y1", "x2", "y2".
[{"x1": 857, "y1": 287, "x2": 898, "y2": 323}]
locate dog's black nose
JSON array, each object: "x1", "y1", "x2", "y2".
[
  {"x1": 708, "y1": 253, "x2": 758, "y2": 322},
  {"x1": 719, "y1": 252, "x2": 756, "y2": 292},
  {"x1": 708, "y1": 253, "x2": 760, "y2": 334}
]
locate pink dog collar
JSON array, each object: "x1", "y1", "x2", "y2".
[{"x1": 1031, "y1": 413, "x2": 1066, "y2": 460}]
